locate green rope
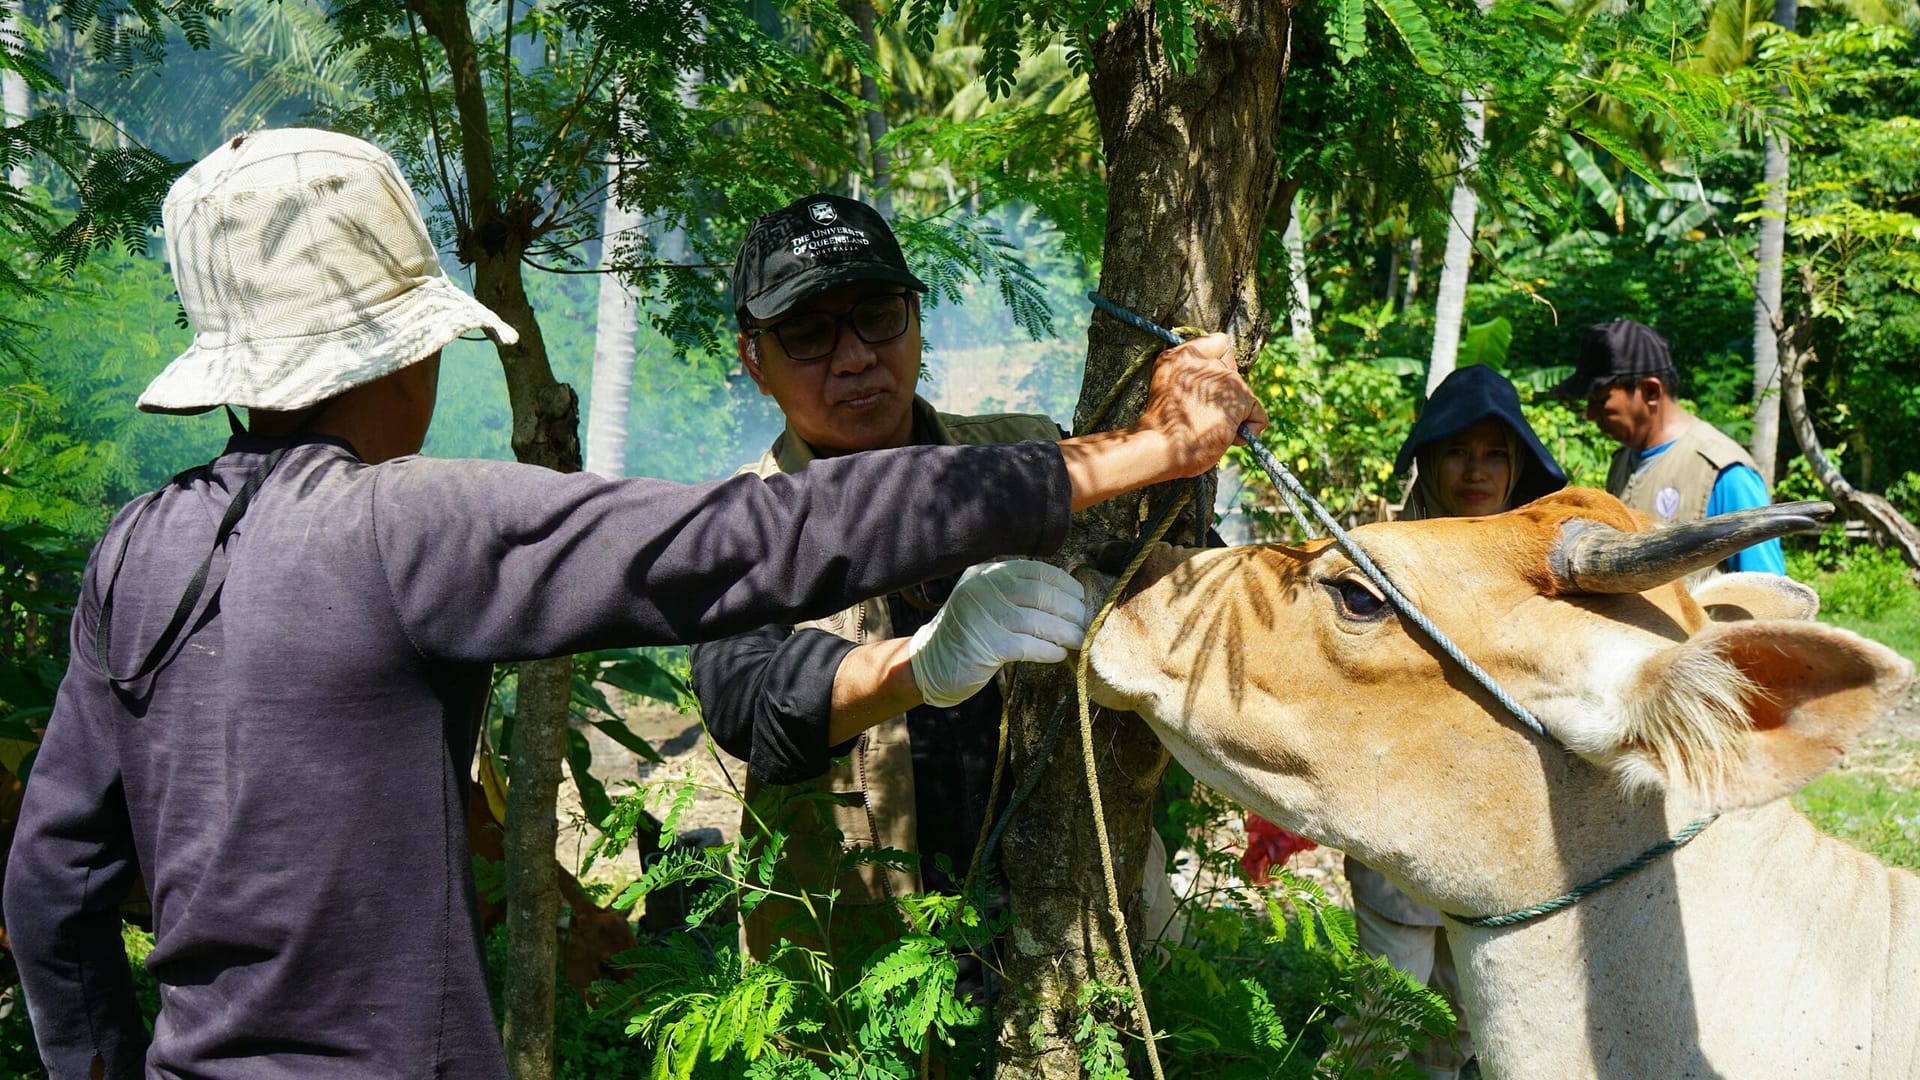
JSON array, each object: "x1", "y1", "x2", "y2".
[{"x1": 1450, "y1": 814, "x2": 1719, "y2": 929}]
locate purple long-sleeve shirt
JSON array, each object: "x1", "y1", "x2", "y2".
[{"x1": 4, "y1": 432, "x2": 1068, "y2": 1079}]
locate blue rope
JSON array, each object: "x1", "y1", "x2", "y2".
[
  {"x1": 1087, "y1": 291, "x2": 1547, "y2": 739},
  {"x1": 1087, "y1": 292, "x2": 1318, "y2": 539}
]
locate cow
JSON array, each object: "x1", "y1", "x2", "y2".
[{"x1": 1084, "y1": 487, "x2": 1918, "y2": 1079}]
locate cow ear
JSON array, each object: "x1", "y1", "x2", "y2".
[
  {"x1": 1690, "y1": 572, "x2": 1820, "y2": 623},
  {"x1": 1620, "y1": 621, "x2": 1911, "y2": 810}
]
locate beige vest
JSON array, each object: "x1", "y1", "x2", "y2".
[
  {"x1": 1606, "y1": 414, "x2": 1761, "y2": 526},
  {"x1": 735, "y1": 397, "x2": 1061, "y2": 962}
]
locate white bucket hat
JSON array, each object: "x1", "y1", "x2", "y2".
[{"x1": 138, "y1": 127, "x2": 518, "y2": 415}]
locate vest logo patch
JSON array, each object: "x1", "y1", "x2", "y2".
[{"x1": 1655, "y1": 486, "x2": 1682, "y2": 519}]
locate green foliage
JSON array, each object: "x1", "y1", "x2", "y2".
[
  {"x1": 600, "y1": 776, "x2": 998, "y2": 1078},
  {"x1": 1072, "y1": 981, "x2": 1135, "y2": 1079},
  {"x1": 1795, "y1": 771, "x2": 1920, "y2": 871},
  {"x1": 587, "y1": 738, "x2": 1455, "y2": 1079},
  {"x1": 1788, "y1": 527, "x2": 1920, "y2": 621},
  {"x1": 1753, "y1": 18, "x2": 1920, "y2": 504},
  {"x1": 482, "y1": 924, "x2": 653, "y2": 1079},
  {"x1": 0, "y1": 237, "x2": 226, "y2": 537},
  {"x1": 1232, "y1": 335, "x2": 1416, "y2": 535},
  {"x1": 1146, "y1": 772, "x2": 1455, "y2": 1079},
  {"x1": 0, "y1": 2, "x2": 242, "y2": 300},
  {"x1": 0, "y1": 520, "x2": 86, "y2": 783},
  {"x1": 481, "y1": 645, "x2": 692, "y2": 845}
]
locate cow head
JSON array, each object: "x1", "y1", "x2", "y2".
[{"x1": 1085, "y1": 488, "x2": 1911, "y2": 915}]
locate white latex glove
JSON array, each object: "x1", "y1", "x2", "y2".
[{"x1": 906, "y1": 560, "x2": 1090, "y2": 708}]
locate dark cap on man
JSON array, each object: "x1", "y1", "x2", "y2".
[
  {"x1": 731, "y1": 194, "x2": 927, "y2": 327},
  {"x1": 1551, "y1": 318, "x2": 1678, "y2": 401}
]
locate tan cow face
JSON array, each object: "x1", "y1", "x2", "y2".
[{"x1": 1086, "y1": 489, "x2": 1911, "y2": 912}]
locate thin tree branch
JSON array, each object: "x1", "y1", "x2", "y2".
[
  {"x1": 503, "y1": 0, "x2": 516, "y2": 189},
  {"x1": 403, "y1": 6, "x2": 466, "y2": 241}
]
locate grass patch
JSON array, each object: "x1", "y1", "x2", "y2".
[
  {"x1": 1784, "y1": 535, "x2": 1920, "y2": 871},
  {"x1": 1795, "y1": 772, "x2": 1920, "y2": 872},
  {"x1": 1789, "y1": 532, "x2": 1920, "y2": 667},
  {"x1": 1819, "y1": 609, "x2": 1920, "y2": 669}
]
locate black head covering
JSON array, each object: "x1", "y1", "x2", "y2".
[
  {"x1": 730, "y1": 193, "x2": 927, "y2": 327},
  {"x1": 1396, "y1": 365, "x2": 1568, "y2": 510},
  {"x1": 1550, "y1": 318, "x2": 1678, "y2": 401}
]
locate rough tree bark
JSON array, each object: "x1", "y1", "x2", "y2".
[
  {"x1": 1777, "y1": 301, "x2": 1920, "y2": 572},
  {"x1": 994, "y1": 1, "x2": 1292, "y2": 1074},
  {"x1": 409, "y1": 4, "x2": 583, "y2": 1078},
  {"x1": 1748, "y1": 0, "x2": 1798, "y2": 487}
]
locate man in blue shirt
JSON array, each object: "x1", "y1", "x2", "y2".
[{"x1": 1553, "y1": 318, "x2": 1784, "y2": 574}]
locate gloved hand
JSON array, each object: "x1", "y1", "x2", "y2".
[{"x1": 907, "y1": 560, "x2": 1089, "y2": 708}]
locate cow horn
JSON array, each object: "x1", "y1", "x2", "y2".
[{"x1": 1552, "y1": 501, "x2": 1834, "y2": 594}]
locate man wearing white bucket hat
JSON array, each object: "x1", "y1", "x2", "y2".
[{"x1": 3, "y1": 128, "x2": 1264, "y2": 1078}]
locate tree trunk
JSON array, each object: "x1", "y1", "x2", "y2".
[
  {"x1": 1283, "y1": 189, "x2": 1314, "y2": 346},
  {"x1": 847, "y1": 0, "x2": 891, "y2": 215},
  {"x1": 1426, "y1": 90, "x2": 1487, "y2": 395},
  {"x1": 1425, "y1": 0, "x2": 1492, "y2": 395},
  {"x1": 993, "y1": 1, "x2": 1290, "y2": 1074},
  {"x1": 1748, "y1": 0, "x2": 1798, "y2": 486},
  {"x1": 1401, "y1": 235, "x2": 1421, "y2": 309},
  {"x1": 3, "y1": 11, "x2": 28, "y2": 191},
  {"x1": 586, "y1": 164, "x2": 640, "y2": 480},
  {"x1": 1778, "y1": 306, "x2": 1920, "y2": 572},
  {"x1": 410, "y1": 4, "x2": 582, "y2": 1077}
]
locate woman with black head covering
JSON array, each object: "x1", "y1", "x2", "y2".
[{"x1": 1343, "y1": 364, "x2": 1566, "y2": 1079}]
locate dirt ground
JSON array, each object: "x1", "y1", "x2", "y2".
[
  {"x1": 1830, "y1": 672, "x2": 1920, "y2": 790},
  {"x1": 556, "y1": 700, "x2": 746, "y2": 889},
  {"x1": 557, "y1": 679, "x2": 1920, "y2": 902}
]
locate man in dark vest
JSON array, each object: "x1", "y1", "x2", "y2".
[
  {"x1": 691, "y1": 194, "x2": 1185, "y2": 1004},
  {"x1": 1554, "y1": 318, "x2": 1784, "y2": 574}
]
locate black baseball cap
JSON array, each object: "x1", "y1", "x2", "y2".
[
  {"x1": 1550, "y1": 318, "x2": 1679, "y2": 400},
  {"x1": 730, "y1": 193, "x2": 927, "y2": 327}
]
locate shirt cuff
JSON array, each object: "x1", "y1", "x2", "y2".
[{"x1": 749, "y1": 629, "x2": 860, "y2": 783}]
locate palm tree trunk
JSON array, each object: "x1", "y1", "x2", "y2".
[
  {"x1": 585, "y1": 164, "x2": 640, "y2": 480},
  {"x1": 1426, "y1": 87, "x2": 1486, "y2": 396},
  {"x1": 847, "y1": 0, "x2": 891, "y2": 215},
  {"x1": 1402, "y1": 235, "x2": 1421, "y2": 309},
  {"x1": 1748, "y1": 0, "x2": 1798, "y2": 487},
  {"x1": 1426, "y1": 0, "x2": 1493, "y2": 396},
  {"x1": 3, "y1": 12, "x2": 28, "y2": 190},
  {"x1": 994, "y1": 1, "x2": 1290, "y2": 1073},
  {"x1": 408, "y1": 5, "x2": 582, "y2": 1078},
  {"x1": 1283, "y1": 190, "x2": 1314, "y2": 346}
]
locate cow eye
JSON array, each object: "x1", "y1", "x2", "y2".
[{"x1": 1328, "y1": 574, "x2": 1389, "y2": 621}]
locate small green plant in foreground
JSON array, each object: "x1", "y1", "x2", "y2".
[{"x1": 588, "y1": 756, "x2": 1451, "y2": 1079}]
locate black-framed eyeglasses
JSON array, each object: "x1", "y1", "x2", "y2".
[{"x1": 748, "y1": 292, "x2": 913, "y2": 362}]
